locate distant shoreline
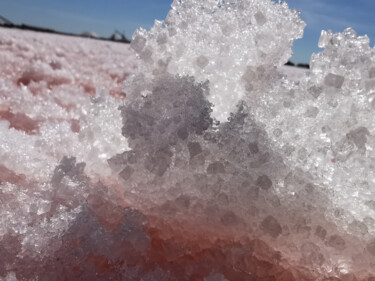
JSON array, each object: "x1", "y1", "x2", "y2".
[{"x1": 0, "y1": 22, "x2": 130, "y2": 44}]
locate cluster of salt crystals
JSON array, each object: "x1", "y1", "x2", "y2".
[
  {"x1": 1, "y1": 0, "x2": 375, "y2": 280},
  {"x1": 1, "y1": 91, "x2": 127, "y2": 180},
  {"x1": 119, "y1": 0, "x2": 375, "y2": 279},
  {"x1": 0, "y1": 29, "x2": 135, "y2": 279},
  {"x1": 254, "y1": 28, "x2": 375, "y2": 238},
  {"x1": 129, "y1": 0, "x2": 305, "y2": 121}
]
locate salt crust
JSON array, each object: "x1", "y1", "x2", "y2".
[{"x1": 1, "y1": 0, "x2": 375, "y2": 280}]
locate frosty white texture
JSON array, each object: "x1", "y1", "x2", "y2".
[
  {"x1": 1, "y1": 0, "x2": 375, "y2": 280},
  {"x1": 0, "y1": 29, "x2": 134, "y2": 278},
  {"x1": 254, "y1": 28, "x2": 375, "y2": 234},
  {"x1": 0, "y1": 30, "x2": 131, "y2": 180},
  {"x1": 129, "y1": 0, "x2": 305, "y2": 121}
]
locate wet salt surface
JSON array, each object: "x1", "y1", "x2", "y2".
[{"x1": 1, "y1": 0, "x2": 375, "y2": 280}]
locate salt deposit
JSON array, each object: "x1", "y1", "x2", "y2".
[{"x1": 1, "y1": 0, "x2": 375, "y2": 280}]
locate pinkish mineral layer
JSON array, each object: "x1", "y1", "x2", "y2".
[{"x1": 1, "y1": 0, "x2": 375, "y2": 280}]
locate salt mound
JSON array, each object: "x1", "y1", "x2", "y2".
[
  {"x1": 129, "y1": 0, "x2": 305, "y2": 121},
  {"x1": 1, "y1": 0, "x2": 375, "y2": 280}
]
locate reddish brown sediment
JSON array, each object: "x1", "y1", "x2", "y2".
[
  {"x1": 16, "y1": 70, "x2": 72, "y2": 88},
  {"x1": 0, "y1": 165, "x2": 26, "y2": 184},
  {"x1": 0, "y1": 109, "x2": 39, "y2": 134},
  {"x1": 81, "y1": 82, "x2": 96, "y2": 95},
  {"x1": 62, "y1": 207, "x2": 368, "y2": 281},
  {"x1": 145, "y1": 219, "x2": 301, "y2": 281},
  {"x1": 70, "y1": 119, "x2": 80, "y2": 133},
  {"x1": 60, "y1": 211, "x2": 305, "y2": 280}
]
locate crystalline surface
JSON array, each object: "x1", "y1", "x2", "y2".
[
  {"x1": 1, "y1": 0, "x2": 375, "y2": 280},
  {"x1": 130, "y1": 0, "x2": 305, "y2": 121}
]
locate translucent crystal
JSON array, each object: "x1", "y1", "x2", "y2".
[{"x1": 128, "y1": 0, "x2": 305, "y2": 121}]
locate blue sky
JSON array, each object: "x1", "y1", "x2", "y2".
[
  {"x1": 286, "y1": 0, "x2": 375, "y2": 63},
  {"x1": 0, "y1": 0, "x2": 374, "y2": 63}
]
